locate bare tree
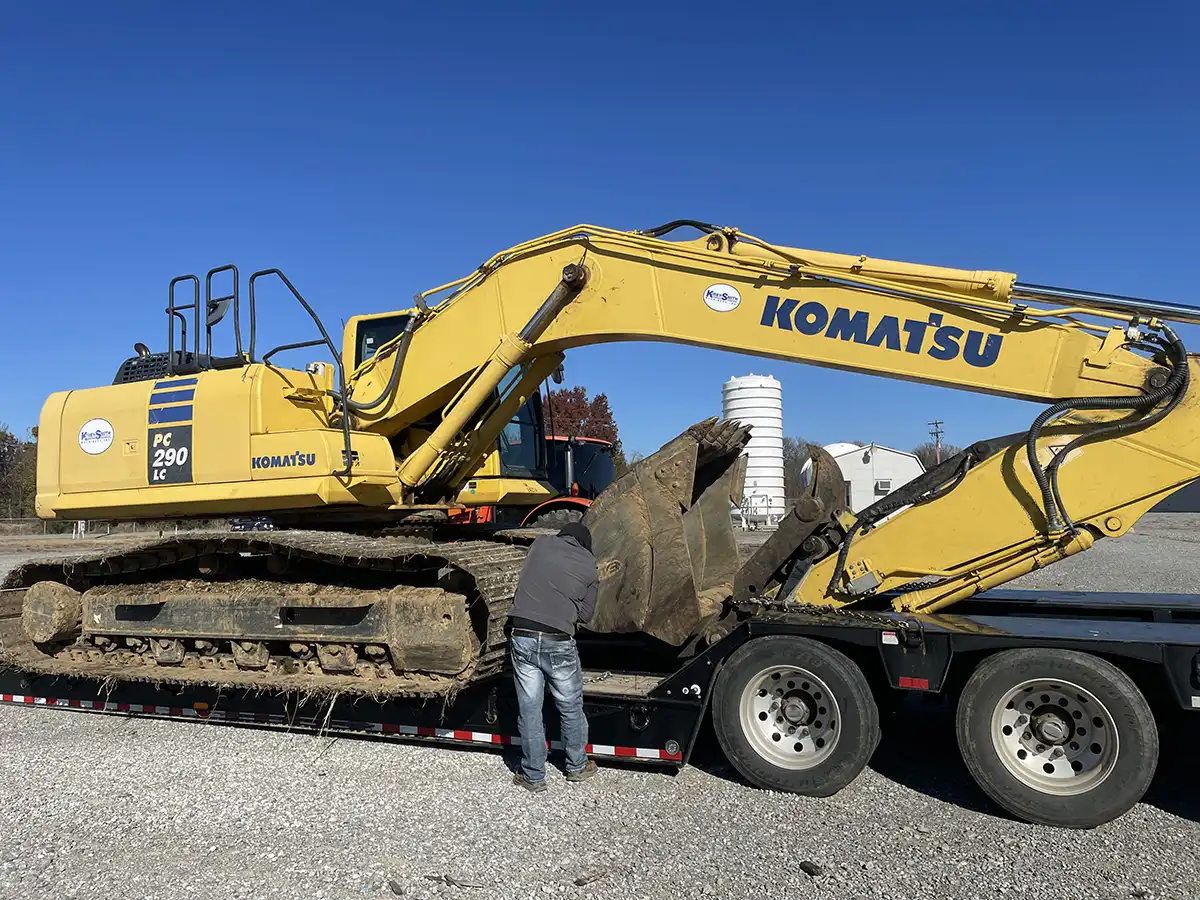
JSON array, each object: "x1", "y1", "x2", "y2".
[
  {"x1": 912, "y1": 441, "x2": 962, "y2": 470},
  {"x1": 0, "y1": 424, "x2": 36, "y2": 518}
]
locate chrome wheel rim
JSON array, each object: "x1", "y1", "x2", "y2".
[
  {"x1": 739, "y1": 665, "x2": 840, "y2": 769},
  {"x1": 990, "y1": 678, "x2": 1118, "y2": 796}
]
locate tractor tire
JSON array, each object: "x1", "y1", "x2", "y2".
[{"x1": 526, "y1": 507, "x2": 584, "y2": 529}]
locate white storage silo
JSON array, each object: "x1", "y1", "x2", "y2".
[{"x1": 722, "y1": 374, "x2": 785, "y2": 527}]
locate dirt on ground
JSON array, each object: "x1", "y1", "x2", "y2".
[{"x1": 0, "y1": 534, "x2": 147, "y2": 556}]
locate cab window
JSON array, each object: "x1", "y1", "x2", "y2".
[
  {"x1": 500, "y1": 395, "x2": 546, "y2": 477},
  {"x1": 354, "y1": 315, "x2": 411, "y2": 368}
]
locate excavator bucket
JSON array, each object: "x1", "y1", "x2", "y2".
[{"x1": 583, "y1": 418, "x2": 751, "y2": 646}]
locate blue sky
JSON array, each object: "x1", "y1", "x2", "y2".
[{"x1": 1, "y1": 3, "x2": 1197, "y2": 455}]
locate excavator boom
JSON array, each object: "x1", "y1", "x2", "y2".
[{"x1": 340, "y1": 221, "x2": 1199, "y2": 625}]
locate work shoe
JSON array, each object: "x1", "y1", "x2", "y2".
[
  {"x1": 566, "y1": 760, "x2": 598, "y2": 783},
  {"x1": 513, "y1": 773, "x2": 548, "y2": 793}
]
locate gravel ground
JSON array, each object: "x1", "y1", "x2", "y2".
[{"x1": 1, "y1": 518, "x2": 1199, "y2": 900}]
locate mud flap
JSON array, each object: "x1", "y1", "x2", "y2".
[{"x1": 583, "y1": 418, "x2": 750, "y2": 646}]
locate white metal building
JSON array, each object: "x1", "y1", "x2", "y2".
[
  {"x1": 804, "y1": 442, "x2": 925, "y2": 513},
  {"x1": 722, "y1": 374, "x2": 785, "y2": 527}
]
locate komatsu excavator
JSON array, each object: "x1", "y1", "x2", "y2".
[{"x1": 7, "y1": 221, "x2": 1200, "y2": 828}]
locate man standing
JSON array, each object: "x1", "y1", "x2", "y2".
[{"x1": 507, "y1": 521, "x2": 599, "y2": 792}]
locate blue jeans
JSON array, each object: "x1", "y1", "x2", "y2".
[{"x1": 509, "y1": 632, "x2": 588, "y2": 782}]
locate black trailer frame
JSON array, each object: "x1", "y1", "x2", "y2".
[{"x1": 2, "y1": 589, "x2": 1197, "y2": 770}]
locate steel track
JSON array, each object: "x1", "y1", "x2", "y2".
[{"x1": 0, "y1": 530, "x2": 532, "y2": 698}]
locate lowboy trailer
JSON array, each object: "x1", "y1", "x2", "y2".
[{"x1": 3, "y1": 587, "x2": 1198, "y2": 830}]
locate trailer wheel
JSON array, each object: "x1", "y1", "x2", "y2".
[
  {"x1": 956, "y1": 649, "x2": 1158, "y2": 828},
  {"x1": 712, "y1": 635, "x2": 879, "y2": 797}
]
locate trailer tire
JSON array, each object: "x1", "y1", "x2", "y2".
[
  {"x1": 712, "y1": 635, "x2": 879, "y2": 797},
  {"x1": 956, "y1": 648, "x2": 1158, "y2": 828}
]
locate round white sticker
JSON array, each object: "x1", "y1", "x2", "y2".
[
  {"x1": 78, "y1": 418, "x2": 115, "y2": 455},
  {"x1": 703, "y1": 283, "x2": 741, "y2": 312}
]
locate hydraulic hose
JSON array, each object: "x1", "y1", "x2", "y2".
[
  {"x1": 826, "y1": 446, "x2": 981, "y2": 595},
  {"x1": 827, "y1": 324, "x2": 1187, "y2": 596},
  {"x1": 636, "y1": 219, "x2": 722, "y2": 238},
  {"x1": 1044, "y1": 328, "x2": 1189, "y2": 531},
  {"x1": 1026, "y1": 324, "x2": 1189, "y2": 532}
]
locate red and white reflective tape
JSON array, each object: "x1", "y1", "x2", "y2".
[{"x1": 0, "y1": 693, "x2": 683, "y2": 761}]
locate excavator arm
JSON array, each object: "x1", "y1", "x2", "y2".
[{"x1": 345, "y1": 221, "x2": 1200, "y2": 635}]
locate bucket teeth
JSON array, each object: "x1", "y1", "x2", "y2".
[
  {"x1": 583, "y1": 418, "x2": 750, "y2": 645},
  {"x1": 689, "y1": 417, "x2": 753, "y2": 461}
]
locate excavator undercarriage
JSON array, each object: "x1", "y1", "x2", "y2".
[
  {"x1": 3, "y1": 529, "x2": 527, "y2": 697},
  {"x1": 1, "y1": 419, "x2": 784, "y2": 695}
]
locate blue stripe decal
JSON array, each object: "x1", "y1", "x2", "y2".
[
  {"x1": 154, "y1": 378, "x2": 198, "y2": 388},
  {"x1": 149, "y1": 389, "x2": 195, "y2": 405},
  {"x1": 148, "y1": 406, "x2": 193, "y2": 425}
]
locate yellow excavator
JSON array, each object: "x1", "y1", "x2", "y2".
[{"x1": 7, "y1": 220, "x2": 1200, "y2": 827}]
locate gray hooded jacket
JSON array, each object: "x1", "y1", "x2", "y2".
[{"x1": 506, "y1": 533, "x2": 599, "y2": 636}]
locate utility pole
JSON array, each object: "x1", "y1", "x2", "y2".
[{"x1": 928, "y1": 419, "x2": 944, "y2": 464}]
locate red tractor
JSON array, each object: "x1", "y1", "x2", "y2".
[
  {"x1": 450, "y1": 430, "x2": 617, "y2": 528},
  {"x1": 521, "y1": 433, "x2": 617, "y2": 527}
]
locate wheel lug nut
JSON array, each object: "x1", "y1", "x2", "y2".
[{"x1": 1015, "y1": 715, "x2": 1028, "y2": 726}]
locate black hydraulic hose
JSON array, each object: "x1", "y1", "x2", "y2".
[
  {"x1": 342, "y1": 315, "x2": 417, "y2": 413},
  {"x1": 1027, "y1": 325, "x2": 1189, "y2": 532},
  {"x1": 826, "y1": 448, "x2": 978, "y2": 595},
  {"x1": 637, "y1": 219, "x2": 722, "y2": 239},
  {"x1": 825, "y1": 326, "x2": 1189, "y2": 595},
  {"x1": 1046, "y1": 328, "x2": 1189, "y2": 531},
  {"x1": 826, "y1": 519, "x2": 866, "y2": 595},
  {"x1": 921, "y1": 453, "x2": 974, "y2": 503}
]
